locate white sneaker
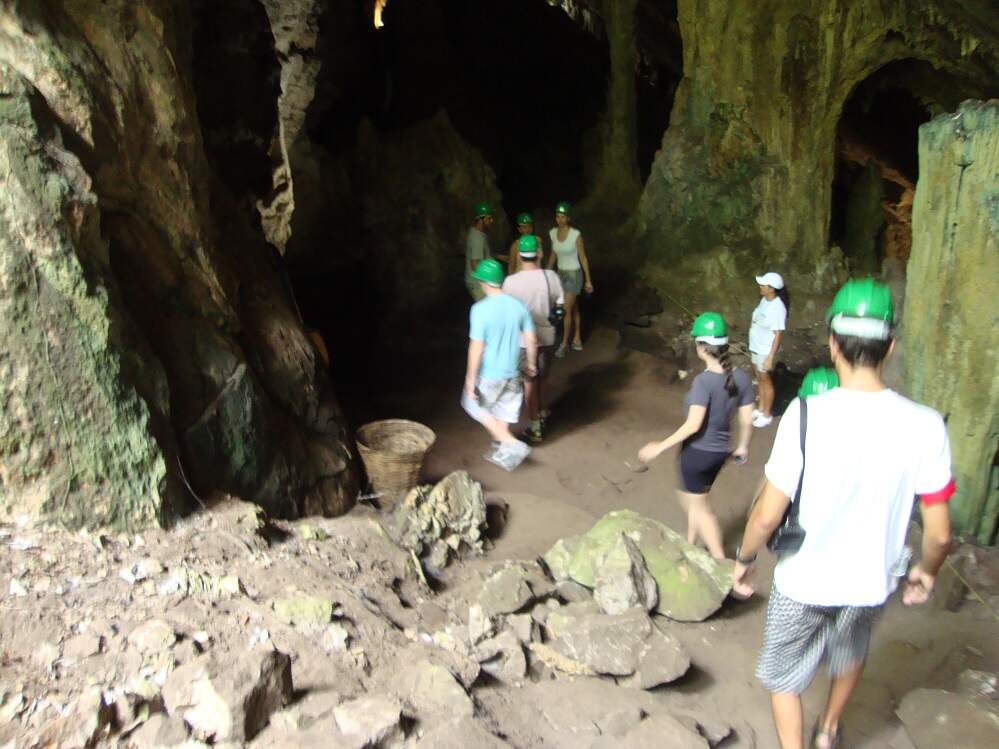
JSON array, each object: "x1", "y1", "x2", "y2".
[
  {"x1": 752, "y1": 414, "x2": 773, "y2": 428},
  {"x1": 752, "y1": 408, "x2": 762, "y2": 419},
  {"x1": 491, "y1": 440, "x2": 531, "y2": 471}
]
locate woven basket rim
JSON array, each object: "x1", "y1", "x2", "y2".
[{"x1": 356, "y1": 418, "x2": 436, "y2": 456}]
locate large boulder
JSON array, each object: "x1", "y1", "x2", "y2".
[{"x1": 545, "y1": 510, "x2": 732, "y2": 621}]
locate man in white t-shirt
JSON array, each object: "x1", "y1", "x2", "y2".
[
  {"x1": 731, "y1": 279, "x2": 954, "y2": 749},
  {"x1": 502, "y1": 235, "x2": 564, "y2": 443}
]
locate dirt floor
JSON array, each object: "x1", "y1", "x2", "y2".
[{"x1": 361, "y1": 321, "x2": 999, "y2": 748}]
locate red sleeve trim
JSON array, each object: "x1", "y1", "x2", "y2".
[{"x1": 919, "y1": 478, "x2": 956, "y2": 506}]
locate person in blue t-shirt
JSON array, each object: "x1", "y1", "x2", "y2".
[{"x1": 462, "y1": 258, "x2": 537, "y2": 471}]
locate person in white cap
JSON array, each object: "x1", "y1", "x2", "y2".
[{"x1": 748, "y1": 271, "x2": 789, "y2": 427}]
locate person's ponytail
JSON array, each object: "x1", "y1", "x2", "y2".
[
  {"x1": 777, "y1": 286, "x2": 791, "y2": 317},
  {"x1": 704, "y1": 343, "x2": 738, "y2": 396}
]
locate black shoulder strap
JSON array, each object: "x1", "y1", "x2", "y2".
[{"x1": 788, "y1": 398, "x2": 808, "y2": 518}]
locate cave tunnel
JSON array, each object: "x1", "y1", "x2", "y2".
[
  {"x1": 250, "y1": 0, "x2": 682, "y2": 410},
  {"x1": 829, "y1": 58, "x2": 994, "y2": 274}
]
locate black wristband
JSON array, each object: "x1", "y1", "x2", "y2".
[{"x1": 736, "y1": 546, "x2": 757, "y2": 565}]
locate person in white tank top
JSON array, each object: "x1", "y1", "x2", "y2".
[{"x1": 545, "y1": 201, "x2": 593, "y2": 356}]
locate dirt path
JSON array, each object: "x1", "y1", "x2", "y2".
[{"x1": 364, "y1": 324, "x2": 997, "y2": 748}]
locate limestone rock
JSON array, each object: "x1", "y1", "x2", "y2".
[
  {"x1": 386, "y1": 471, "x2": 487, "y2": 570},
  {"x1": 544, "y1": 603, "x2": 689, "y2": 687},
  {"x1": 333, "y1": 695, "x2": 404, "y2": 748},
  {"x1": 543, "y1": 537, "x2": 580, "y2": 582},
  {"x1": 128, "y1": 620, "x2": 177, "y2": 654},
  {"x1": 898, "y1": 688, "x2": 999, "y2": 748},
  {"x1": 591, "y1": 714, "x2": 710, "y2": 749},
  {"x1": 478, "y1": 563, "x2": 545, "y2": 618},
  {"x1": 272, "y1": 596, "x2": 335, "y2": 629},
  {"x1": 63, "y1": 634, "x2": 103, "y2": 660},
  {"x1": 393, "y1": 659, "x2": 473, "y2": 720},
  {"x1": 547, "y1": 510, "x2": 732, "y2": 621},
  {"x1": 958, "y1": 669, "x2": 998, "y2": 701},
  {"x1": 414, "y1": 717, "x2": 512, "y2": 748},
  {"x1": 129, "y1": 713, "x2": 191, "y2": 749},
  {"x1": 163, "y1": 649, "x2": 293, "y2": 742},
  {"x1": 476, "y1": 630, "x2": 527, "y2": 683},
  {"x1": 593, "y1": 533, "x2": 658, "y2": 615},
  {"x1": 65, "y1": 687, "x2": 115, "y2": 749}
]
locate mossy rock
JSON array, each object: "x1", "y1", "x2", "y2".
[{"x1": 551, "y1": 509, "x2": 733, "y2": 622}]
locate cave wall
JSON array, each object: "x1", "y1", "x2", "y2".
[
  {"x1": 0, "y1": 1, "x2": 357, "y2": 529},
  {"x1": 903, "y1": 101, "x2": 999, "y2": 544},
  {"x1": 637, "y1": 0, "x2": 998, "y2": 310}
]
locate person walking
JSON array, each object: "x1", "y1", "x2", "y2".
[
  {"x1": 462, "y1": 258, "x2": 537, "y2": 471},
  {"x1": 546, "y1": 201, "x2": 593, "y2": 356},
  {"x1": 638, "y1": 312, "x2": 754, "y2": 559},
  {"x1": 749, "y1": 271, "x2": 789, "y2": 427},
  {"x1": 498, "y1": 213, "x2": 546, "y2": 275},
  {"x1": 465, "y1": 202, "x2": 494, "y2": 301},
  {"x1": 731, "y1": 279, "x2": 955, "y2": 749},
  {"x1": 502, "y1": 235, "x2": 564, "y2": 443}
]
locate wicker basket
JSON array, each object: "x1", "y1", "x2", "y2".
[{"x1": 355, "y1": 419, "x2": 436, "y2": 500}]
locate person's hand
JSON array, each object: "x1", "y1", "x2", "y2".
[
  {"x1": 525, "y1": 363, "x2": 538, "y2": 379},
  {"x1": 764, "y1": 355, "x2": 774, "y2": 371},
  {"x1": 584, "y1": 281, "x2": 594, "y2": 294},
  {"x1": 902, "y1": 564, "x2": 935, "y2": 606},
  {"x1": 731, "y1": 560, "x2": 755, "y2": 600},
  {"x1": 732, "y1": 446, "x2": 748, "y2": 464},
  {"x1": 638, "y1": 441, "x2": 662, "y2": 464},
  {"x1": 464, "y1": 378, "x2": 477, "y2": 401}
]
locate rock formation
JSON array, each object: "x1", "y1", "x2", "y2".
[
  {"x1": 0, "y1": 1, "x2": 357, "y2": 529},
  {"x1": 904, "y1": 100, "x2": 999, "y2": 543}
]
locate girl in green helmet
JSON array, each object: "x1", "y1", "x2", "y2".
[{"x1": 638, "y1": 312, "x2": 755, "y2": 559}]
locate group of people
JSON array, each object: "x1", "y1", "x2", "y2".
[
  {"x1": 461, "y1": 201, "x2": 594, "y2": 470},
  {"x1": 462, "y1": 224, "x2": 957, "y2": 749},
  {"x1": 640, "y1": 278, "x2": 954, "y2": 749}
]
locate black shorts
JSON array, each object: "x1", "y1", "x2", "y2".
[{"x1": 679, "y1": 447, "x2": 728, "y2": 493}]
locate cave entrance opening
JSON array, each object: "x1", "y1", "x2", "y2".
[{"x1": 829, "y1": 60, "x2": 933, "y2": 274}]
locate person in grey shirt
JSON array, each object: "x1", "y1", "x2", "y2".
[
  {"x1": 465, "y1": 201, "x2": 494, "y2": 301},
  {"x1": 638, "y1": 312, "x2": 754, "y2": 558}
]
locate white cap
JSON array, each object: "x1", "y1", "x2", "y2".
[{"x1": 755, "y1": 272, "x2": 784, "y2": 289}]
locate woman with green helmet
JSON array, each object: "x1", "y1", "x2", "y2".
[
  {"x1": 638, "y1": 312, "x2": 755, "y2": 559},
  {"x1": 499, "y1": 213, "x2": 545, "y2": 275},
  {"x1": 546, "y1": 201, "x2": 593, "y2": 356}
]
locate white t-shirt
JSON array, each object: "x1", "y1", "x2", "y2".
[
  {"x1": 766, "y1": 389, "x2": 953, "y2": 607},
  {"x1": 748, "y1": 297, "x2": 787, "y2": 355},
  {"x1": 502, "y1": 269, "x2": 565, "y2": 347},
  {"x1": 549, "y1": 227, "x2": 581, "y2": 271},
  {"x1": 465, "y1": 227, "x2": 489, "y2": 281}
]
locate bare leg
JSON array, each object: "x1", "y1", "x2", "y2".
[
  {"x1": 572, "y1": 298, "x2": 583, "y2": 345},
  {"x1": 561, "y1": 293, "x2": 578, "y2": 348},
  {"x1": 678, "y1": 490, "x2": 724, "y2": 558},
  {"x1": 523, "y1": 377, "x2": 539, "y2": 421},
  {"x1": 816, "y1": 661, "x2": 865, "y2": 747},
  {"x1": 758, "y1": 370, "x2": 775, "y2": 416},
  {"x1": 478, "y1": 413, "x2": 517, "y2": 444},
  {"x1": 770, "y1": 692, "x2": 804, "y2": 749}
]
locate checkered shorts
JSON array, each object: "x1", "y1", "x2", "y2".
[{"x1": 756, "y1": 586, "x2": 882, "y2": 694}]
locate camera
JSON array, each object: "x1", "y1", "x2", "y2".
[{"x1": 548, "y1": 304, "x2": 566, "y2": 327}]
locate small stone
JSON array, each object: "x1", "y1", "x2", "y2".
[
  {"x1": 66, "y1": 687, "x2": 114, "y2": 749},
  {"x1": 128, "y1": 620, "x2": 177, "y2": 654},
  {"x1": 394, "y1": 660, "x2": 473, "y2": 719},
  {"x1": 506, "y1": 613, "x2": 536, "y2": 644},
  {"x1": 555, "y1": 580, "x2": 592, "y2": 603},
  {"x1": 321, "y1": 622, "x2": 350, "y2": 652},
  {"x1": 273, "y1": 596, "x2": 334, "y2": 629},
  {"x1": 129, "y1": 713, "x2": 190, "y2": 749},
  {"x1": 298, "y1": 524, "x2": 328, "y2": 541},
  {"x1": 333, "y1": 695, "x2": 403, "y2": 746},
  {"x1": 8, "y1": 578, "x2": 28, "y2": 597},
  {"x1": 468, "y1": 603, "x2": 494, "y2": 644},
  {"x1": 414, "y1": 717, "x2": 512, "y2": 747},
  {"x1": 64, "y1": 634, "x2": 102, "y2": 659}
]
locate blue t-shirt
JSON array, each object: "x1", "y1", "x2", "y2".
[{"x1": 469, "y1": 294, "x2": 535, "y2": 380}]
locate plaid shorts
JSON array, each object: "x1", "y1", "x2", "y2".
[
  {"x1": 460, "y1": 377, "x2": 523, "y2": 425},
  {"x1": 756, "y1": 586, "x2": 882, "y2": 694}
]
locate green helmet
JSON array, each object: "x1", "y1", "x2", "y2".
[
  {"x1": 474, "y1": 202, "x2": 494, "y2": 219},
  {"x1": 798, "y1": 367, "x2": 839, "y2": 398},
  {"x1": 827, "y1": 278, "x2": 894, "y2": 340},
  {"x1": 516, "y1": 212, "x2": 533, "y2": 226},
  {"x1": 555, "y1": 201, "x2": 571, "y2": 216},
  {"x1": 690, "y1": 311, "x2": 728, "y2": 344},
  {"x1": 518, "y1": 234, "x2": 539, "y2": 257},
  {"x1": 472, "y1": 257, "x2": 504, "y2": 287}
]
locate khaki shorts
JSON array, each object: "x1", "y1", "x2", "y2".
[
  {"x1": 751, "y1": 351, "x2": 771, "y2": 373},
  {"x1": 461, "y1": 377, "x2": 523, "y2": 424},
  {"x1": 519, "y1": 346, "x2": 554, "y2": 380}
]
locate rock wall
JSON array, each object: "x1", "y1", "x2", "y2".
[
  {"x1": 637, "y1": 0, "x2": 999, "y2": 305},
  {"x1": 0, "y1": 1, "x2": 357, "y2": 529},
  {"x1": 904, "y1": 101, "x2": 999, "y2": 544}
]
